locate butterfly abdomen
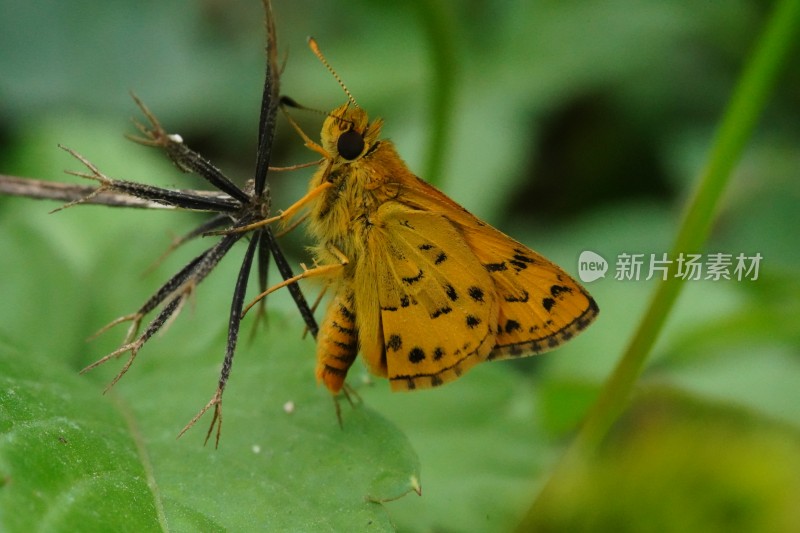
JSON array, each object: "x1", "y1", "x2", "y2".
[{"x1": 315, "y1": 289, "x2": 359, "y2": 394}]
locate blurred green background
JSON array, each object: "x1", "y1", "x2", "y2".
[{"x1": 1, "y1": 1, "x2": 799, "y2": 531}]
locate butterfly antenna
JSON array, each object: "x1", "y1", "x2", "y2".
[{"x1": 308, "y1": 37, "x2": 358, "y2": 108}]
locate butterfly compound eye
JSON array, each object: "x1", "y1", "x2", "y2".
[{"x1": 337, "y1": 129, "x2": 365, "y2": 160}]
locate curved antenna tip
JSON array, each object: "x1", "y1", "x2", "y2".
[{"x1": 306, "y1": 38, "x2": 358, "y2": 107}]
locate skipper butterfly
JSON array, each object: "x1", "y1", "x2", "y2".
[{"x1": 243, "y1": 39, "x2": 598, "y2": 394}]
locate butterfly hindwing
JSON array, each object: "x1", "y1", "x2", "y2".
[{"x1": 356, "y1": 202, "x2": 498, "y2": 391}]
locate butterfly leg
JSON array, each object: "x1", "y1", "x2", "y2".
[
  {"x1": 251, "y1": 242, "x2": 361, "y2": 398},
  {"x1": 242, "y1": 244, "x2": 349, "y2": 316},
  {"x1": 216, "y1": 181, "x2": 333, "y2": 235},
  {"x1": 330, "y1": 384, "x2": 361, "y2": 428}
]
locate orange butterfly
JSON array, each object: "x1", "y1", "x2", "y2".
[{"x1": 244, "y1": 39, "x2": 598, "y2": 394}]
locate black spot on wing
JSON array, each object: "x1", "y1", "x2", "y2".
[
  {"x1": 576, "y1": 298, "x2": 600, "y2": 330},
  {"x1": 468, "y1": 286, "x2": 484, "y2": 302},
  {"x1": 408, "y1": 347, "x2": 426, "y2": 363},
  {"x1": 504, "y1": 290, "x2": 529, "y2": 303},
  {"x1": 542, "y1": 298, "x2": 555, "y2": 312},
  {"x1": 430, "y1": 306, "x2": 453, "y2": 319},
  {"x1": 484, "y1": 262, "x2": 507, "y2": 272},
  {"x1": 444, "y1": 284, "x2": 458, "y2": 302},
  {"x1": 507, "y1": 344, "x2": 523, "y2": 357},
  {"x1": 509, "y1": 260, "x2": 528, "y2": 271},
  {"x1": 504, "y1": 320, "x2": 521, "y2": 334},
  {"x1": 433, "y1": 347, "x2": 444, "y2": 360},
  {"x1": 387, "y1": 334, "x2": 402, "y2": 352},
  {"x1": 512, "y1": 250, "x2": 535, "y2": 263},
  {"x1": 550, "y1": 284, "x2": 572, "y2": 297},
  {"x1": 509, "y1": 250, "x2": 536, "y2": 272},
  {"x1": 402, "y1": 269, "x2": 424, "y2": 285},
  {"x1": 466, "y1": 315, "x2": 481, "y2": 329},
  {"x1": 434, "y1": 252, "x2": 447, "y2": 265}
]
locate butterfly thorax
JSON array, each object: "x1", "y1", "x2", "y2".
[{"x1": 307, "y1": 104, "x2": 413, "y2": 269}]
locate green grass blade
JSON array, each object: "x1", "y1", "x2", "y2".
[{"x1": 519, "y1": 0, "x2": 800, "y2": 527}]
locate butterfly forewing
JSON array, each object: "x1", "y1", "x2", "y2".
[
  {"x1": 462, "y1": 225, "x2": 598, "y2": 359},
  {"x1": 395, "y1": 164, "x2": 599, "y2": 363}
]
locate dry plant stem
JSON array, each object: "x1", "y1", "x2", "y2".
[
  {"x1": 206, "y1": 233, "x2": 260, "y2": 446},
  {"x1": 246, "y1": 231, "x2": 271, "y2": 342},
  {"x1": 260, "y1": 227, "x2": 319, "y2": 337},
  {"x1": 1, "y1": 0, "x2": 320, "y2": 446},
  {"x1": 85, "y1": 234, "x2": 242, "y2": 377},
  {"x1": 85, "y1": 296, "x2": 185, "y2": 390},
  {"x1": 0, "y1": 174, "x2": 181, "y2": 209},
  {"x1": 59, "y1": 145, "x2": 240, "y2": 212},
  {"x1": 94, "y1": 247, "x2": 216, "y2": 343},
  {"x1": 179, "y1": 233, "x2": 260, "y2": 446},
  {"x1": 142, "y1": 214, "x2": 232, "y2": 276},
  {"x1": 128, "y1": 92, "x2": 250, "y2": 203},
  {"x1": 3, "y1": 2, "x2": 331, "y2": 449},
  {"x1": 254, "y1": 0, "x2": 280, "y2": 196},
  {"x1": 518, "y1": 0, "x2": 800, "y2": 528},
  {"x1": 0, "y1": 169, "x2": 311, "y2": 211}
]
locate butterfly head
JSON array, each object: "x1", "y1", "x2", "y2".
[{"x1": 321, "y1": 103, "x2": 384, "y2": 164}]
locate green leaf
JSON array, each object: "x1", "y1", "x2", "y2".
[
  {"x1": 0, "y1": 326, "x2": 420, "y2": 531},
  {"x1": 0, "y1": 338, "x2": 162, "y2": 532},
  {"x1": 360, "y1": 362, "x2": 558, "y2": 532}
]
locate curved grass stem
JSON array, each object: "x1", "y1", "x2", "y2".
[{"x1": 518, "y1": 0, "x2": 800, "y2": 527}]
